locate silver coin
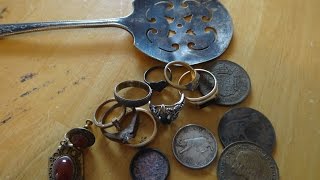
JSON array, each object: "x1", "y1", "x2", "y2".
[
  {"x1": 217, "y1": 141, "x2": 279, "y2": 180},
  {"x1": 199, "y1": 60, "x2": 251, "y2": 105},
  {"x1": 172, "y1": 124, "x2": 218, "y2": 169}
]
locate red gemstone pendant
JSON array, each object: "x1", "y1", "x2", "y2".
[
  {"x1": 49, "y1": 145, "x2": 83, "y2": 180},
  {"x1": 49, "y1": 126, "x2": 94, "y2": 180},
  {"x1": 53, "y1": 156, "x2": 74, "y2": 180}
]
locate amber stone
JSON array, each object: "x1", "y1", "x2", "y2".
[
  {"x1": 70, "y1": 134, "x2": 88, "y2": 148},
  {"x1": 53, "y1": 156, "x2": 74, "y2": 180}
]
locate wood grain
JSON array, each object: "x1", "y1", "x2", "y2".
[{"x1": 0, "y1": 0, "x2": 319, "y2": 179}]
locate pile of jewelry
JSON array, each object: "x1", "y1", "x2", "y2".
[{"x1": 49, "y1": 59, "x2": 279, "y2": 180}]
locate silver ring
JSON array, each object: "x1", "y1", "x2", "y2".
[
  {"x1": 178, "y1": 69, "x2": 218, "y2": 106},
  {"x1": 148, "y1": 93, "x2": 185, "y2": 124},
  {"x1": 114, "y1": 80, "x2": 152, "y2": 107}
]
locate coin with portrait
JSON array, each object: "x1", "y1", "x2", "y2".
[{"x1": 217, "y1": 142, "x2": 279, "y2": 180}]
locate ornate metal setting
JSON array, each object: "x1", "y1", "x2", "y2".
[
  {"x1": 48, "y1": 121, "x2": 95, "y2": 180},
  {"x1": 146, "y1": 0, "x2": 216, "y2": 52},
  {"x1": 48, "y1": 144, "x2": 83, "y2": 180},
  {"x1": 149, "y1": 93, "x2": 185, "y2": 124}
]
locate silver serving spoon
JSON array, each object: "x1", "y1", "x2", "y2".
[{"x1": 0, "y1": 0, "x2": 233, "y2": 65}]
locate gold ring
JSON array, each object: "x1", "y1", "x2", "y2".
[
  {"x1": 178, "y1": 69, "x2": 218, "y2": 105},
  {"x1": 164, "y1": 61, "x2": 200, "y2": 91},
  {"x1": 93, "y1": 99, "x2": 126, "y2": 129}
]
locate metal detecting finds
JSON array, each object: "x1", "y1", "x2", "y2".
[{"x1": 0, "y1": 0, "x2": 233, "y2": 65}]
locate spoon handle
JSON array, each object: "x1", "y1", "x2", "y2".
[{"x1": 0, "y1": 18, "x2": 128, "y2": 37}]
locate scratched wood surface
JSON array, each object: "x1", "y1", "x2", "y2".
[{"x1": 0, "y1": 0, "x2": 320, "y2": 179}]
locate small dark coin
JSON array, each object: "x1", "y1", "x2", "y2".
[
  {"x1": 199, "y1": 60, "x2": 251, "y2": 105},
  {"x1": 130, "y1": 148, "x2": 170, "y2": 180},
  {"x1": 217, "y1": 141, "x2": 279, "y2": 180},
  {"x1": 172, "y1": 124, "x2": 218, "y2": 169},
  {"x1": 218, "y1": 107, "x2": 276, "y2": 153}
]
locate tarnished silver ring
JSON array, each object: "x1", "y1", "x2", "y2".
[
  {"x1": 101, "y1": 108, "x2": 158, "y2": 148},
  {"x1": 144, "y1": 66, "x2": 172, "y2": 92},
  {"x1": 149, "y1": 93, "x2": 185, "y2": 124},
  {"x1": 114, "y1": 80, "x2": 152, "y2": 107}
]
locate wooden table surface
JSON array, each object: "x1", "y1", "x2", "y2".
[{"x1": 0, "y1": 0, "x2": 319, "y2": 179}]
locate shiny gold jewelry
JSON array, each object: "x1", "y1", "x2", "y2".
[{"x1": 164, "y1": 61, "x2": 200, "y2": 91}]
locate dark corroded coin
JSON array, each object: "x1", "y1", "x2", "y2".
[
  {"x1": 199, "y1": 60, "x2": 251, "y2": 105},
  {"x1": 217, "y1": 141, "x2": 279, "y2": 180},
  {"x1": 130, "y1": 148, "x2": 170, "y2": 180},
  {"x1": 172, "y1": 124, "x2": 217, "y2": 169},
  {"x1": 218, "y1": 107, "x2": 276, "y2": 153}
]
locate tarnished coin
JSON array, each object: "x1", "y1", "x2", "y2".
[
  {"x1": 199, "y1": 60, "x2": 251, "y2": 105},
  {"x1": 172, "y1": 124, "x2": 217, "y2": 169},
  {"x1": 130, "y1": 148, "x2": 170, "y2": 180},
  {"x1": 217, "y1": 141, "x2": 279, "y2": 180},
  {"x1": 218, "y1": 107, "x2": 276, "y2": 153}
]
